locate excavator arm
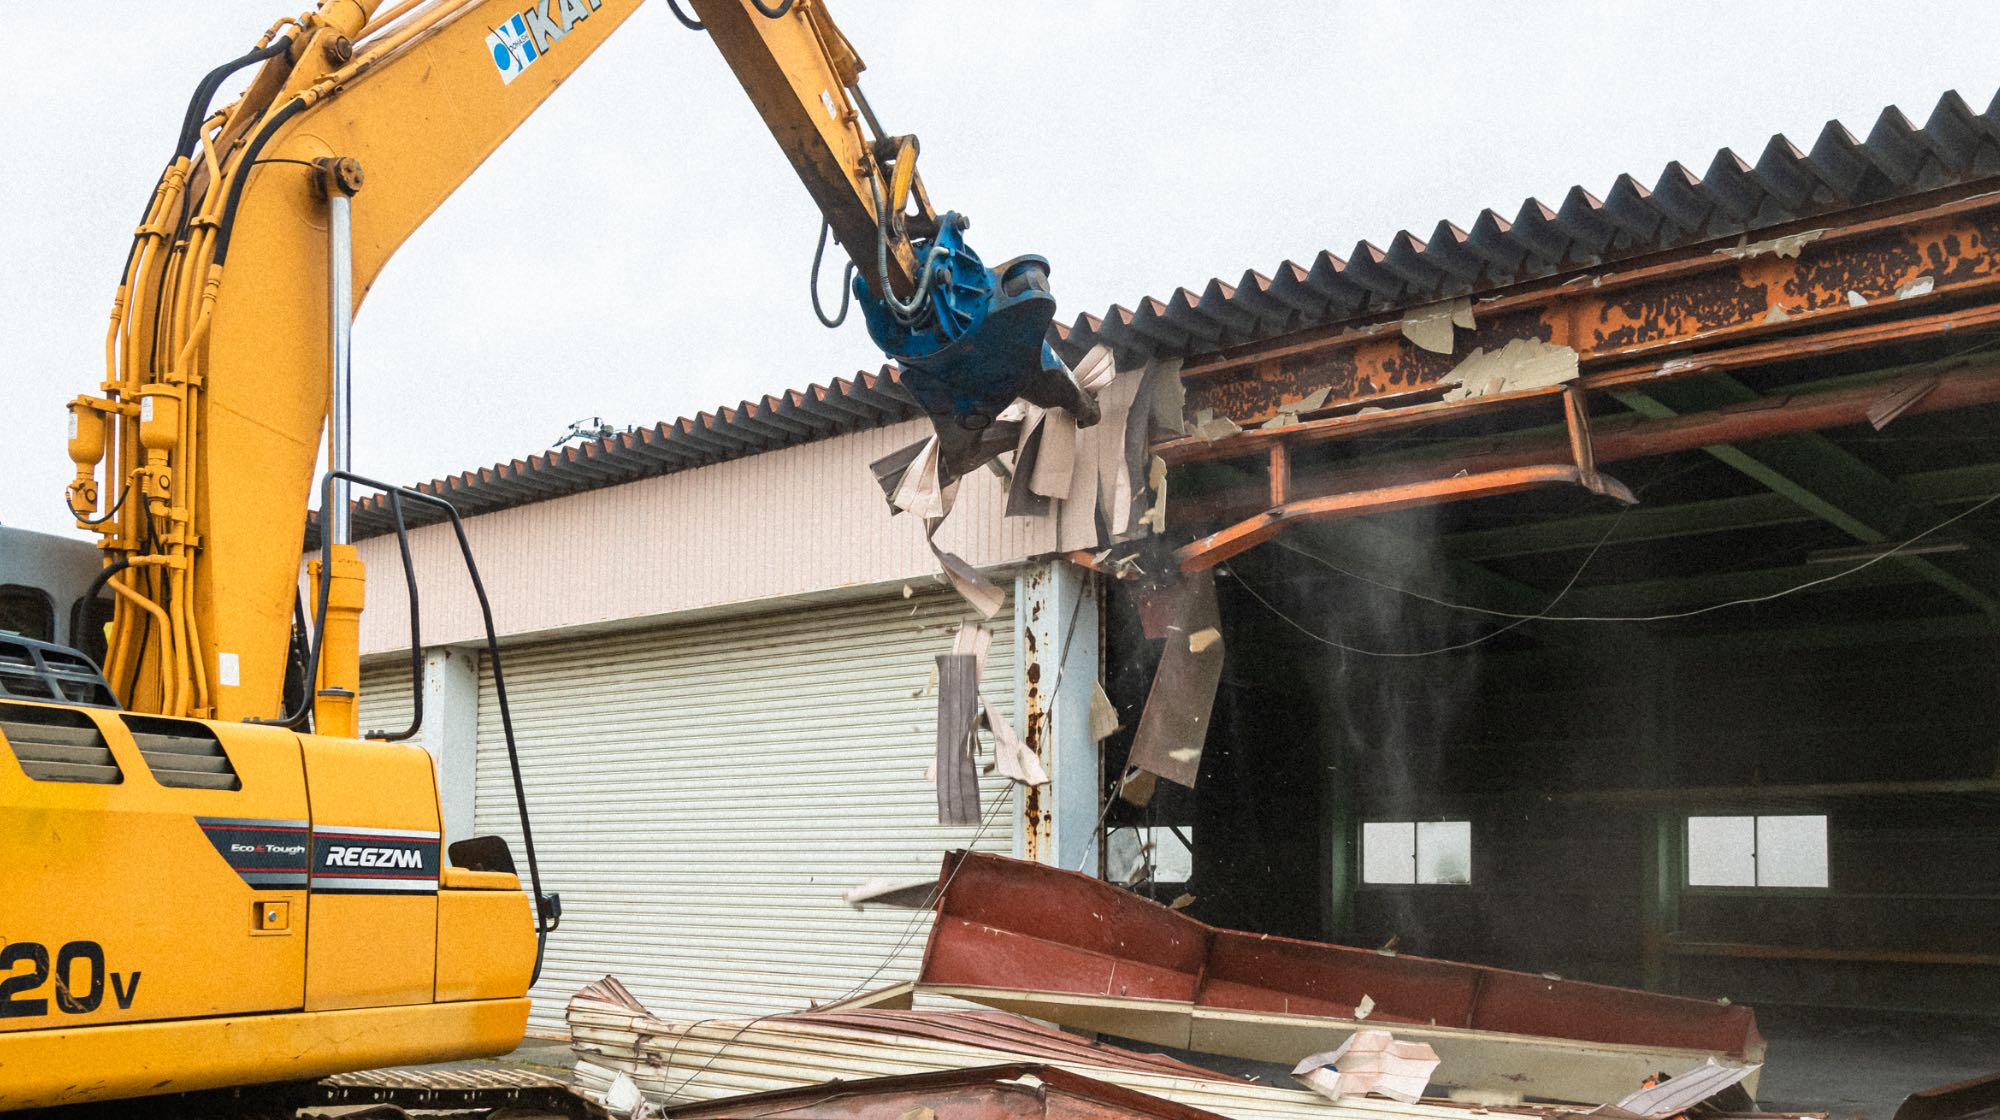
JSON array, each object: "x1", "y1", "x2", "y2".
[{"x1": 65, "y1": 0, "x2": 1082, "y2": 730}]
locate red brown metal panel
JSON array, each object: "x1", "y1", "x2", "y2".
[
  {"x1": 921, "y1": 851, "x2": 1763, "y2": 1059},
  {"x1": 923, "y1": 849, "x2": 1210, "y2": 1002}
]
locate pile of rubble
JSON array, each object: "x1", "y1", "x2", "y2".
[{"x1": 564, "y1": 852, "x2": 1797, "y2": 1120}]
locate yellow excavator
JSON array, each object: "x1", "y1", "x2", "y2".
[{"x1": 0, "y1": 0, "x2": 1090, "y2": 1110}]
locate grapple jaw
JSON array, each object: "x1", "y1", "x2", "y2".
[{"x1": 856, "y1": 215, "x2": 1099, "y2": 476}]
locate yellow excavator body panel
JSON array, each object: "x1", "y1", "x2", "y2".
[{"x1": 0, "y1": 698, "x2": 534, "y2": 1109}]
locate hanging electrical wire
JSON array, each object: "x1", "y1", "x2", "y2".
[{"x1": 1229, "y1": 510, "x2": 1628, "y2": 659}]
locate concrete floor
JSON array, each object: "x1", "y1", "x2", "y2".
[
  {"x1": 1753, "y1": 1004, "x2": 2000, "y2": 1119},
  {"x1": 453, "y1": 1009, "x2": 2000, "y2": 1119}
]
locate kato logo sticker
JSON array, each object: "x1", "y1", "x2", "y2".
[
  {"x1": 485, "y1": 0, "x2": 604, "y2": 85},
  {"x1": 197, "y1": 817, "x2": 310, "y2": 889},
  {"x1": 311, "y1": 825, "x2": 440, "y2": 895}
]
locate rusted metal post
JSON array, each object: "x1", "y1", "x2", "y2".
[
  {"x1": 1269, "y1": 442, "x2": 1290, "y2": 507},
  {"x1": 1013, "y1": 561, "x2": 1101, "y2": 872}
]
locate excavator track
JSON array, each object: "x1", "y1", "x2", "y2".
[
  {"x1": 310, "y1": 1066, "x2": 608, "y2": 1118},
  {"x1": 16, "y1": 1066, "x2": 606, "y2": 1120}
]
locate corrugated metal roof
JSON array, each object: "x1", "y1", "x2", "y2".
[
  {"x1": 339, "y1": 367, "x2": 919, "y2": 540},
  {"x1": 340, "y1": 89, "x2": 2000, "y2": 541},
  {"x1": 1050, "y1": 89, "x2": 2000, "y2": 367}
]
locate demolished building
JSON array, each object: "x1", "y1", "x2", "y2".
[{"x1": 339, "y1": 93, "x2": 2000, "y2": 1103}]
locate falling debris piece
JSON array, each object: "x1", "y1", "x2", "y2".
[
  {"x1": 1030, "y1": 409, "x2": 1079, "y2": 498},
  {"x1": 1093, "y1": 366, "x2": 1145, "y2": 542},
  {"x1": 1441, "y1": 338, "x2": 1580, "y2": 401},
  {"x1": 1140, "y1": 356, "x2": 1189, "y2": 435},
  {"x1": 1135, "y1": 583, "x2": 1176, "y2": 639},
  {"x1": 1712, "y1": 228, "x2": 1825, "y2": 260},
  {"x1": 1073, "y1": 344, "x2": 1119, "y2": 394},
  {"x1": 1258, "y1": 386, "x2": 1334, "y2": 431},
  {"x1": 1127, "y1": 572, "x2": 1224, "y2": 789},
  {"x1": 1168, "y1": 893, "x2": 1196, "y2": 911},
  {"x1": 886, "y1": 436, "x2": 951, "y2": 519},
  {"x1": 952, "y1": 623, "x2": 993, "y2": 676},
  {"x1": 1138, "y1": 456, "x2": 1169, "y2": 533},
  {"x1": 1847, "y1": 289, "x2": 1869, "y2": 308},
  {"x1": 1292, "y1": 1030, "x2": 1440, "y2": 1105},
  {"x1": 842, "y1": 876, "x2": 940, "y2": 910},
  {"x1": 935, "y1": 654, "x2": 982, "y2": 825},
  {"x1": 1355, "y1": 993, "x2": 1376, "y2": 1020},
  {"x1": 1401, "y1": 296, "x2": 1474, "y2": 354},
  {"x1": 929, "y1": 536, "x2": 1005, "y2": 619},
  {"x1": 912, "y1": 664, "x2": 937, "y2": 699},
  {"x1": 1870, "y1": 374, "x2": 1941, "y2": 430},
  {"x1": 1006, "y1": 412, "x2": 1054, "y2": 518},
  {"x1": 1117, "y1": 766, "x2": 1158, "y2": 807},
  {"x1": 1089, "y1": 681, "x2": 1120, "y2": 741},
  {"x1": 1190, "y1": 409, "x2": 1242, "y2": 442},
  {"x1": 917, "y1": 851, "x2": 1768, "y2": 1106},
  {"x1": 901, "y1": 584, "x2": 915, "y2": 599},
  {"x1": 1898, "y1": 275, "x2": 1937, "y2": 299},
  {"x1": 985, "y1": 700, "x2": 1049, "y2": 787}
]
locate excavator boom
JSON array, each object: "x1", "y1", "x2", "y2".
[{"x1": 1, "y1": 1, "x2": 1080, "y2": 1109}]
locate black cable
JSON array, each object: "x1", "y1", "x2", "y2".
[
  {"x1": 175, "y1": 35, "x2": 294, "y2": 160},
  {"x1": 76, "y1": 559, "x2": 131, "y2": 623},
  {"x1": 810, "y1": 219, "x2": 855, "y2": 328},
  {"x1": 666, "y1": 0, "x2": 793, "y2": 29},
  {"x1": 275, "y1": 472, "x2": 556, "y2": 984},
  {"x1": 66, "y1": 480, "x2": 132, "y2": 527},
  {"x1": 665, "y1": 0, "x2": 704, "y2": 29},
  {"x1": 213, "y1": 98, "x2": 308, "y2": 265},
  {"x1": 365, "y1": 490, "x2": 426, "y2": 743}
]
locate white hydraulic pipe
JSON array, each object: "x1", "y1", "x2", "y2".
[{"x1": 327, "y1": 190, "x2": 354, "y2": 546}]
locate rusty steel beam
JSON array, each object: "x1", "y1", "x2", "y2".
[
  {"x1": 1174, "y1": 364, "x2": 2000, "y2": 532},
  {"x1": 1160, "y1": 300, "x2": 2000, "y2": 470},
  {"x1": 1175, "y1": 191, "x2": 2000, "y2": 427}
]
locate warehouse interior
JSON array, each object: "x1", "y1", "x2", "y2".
[{"x1": 1105, "y1": 347, "x2": 2000, "y2": 1024}]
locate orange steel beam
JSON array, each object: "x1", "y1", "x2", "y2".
[
  {"x1": 1173, "y1": 364, "x2": 2000, "y2": 535},
  {"x1": 1177, "y1": 464, "x2": 1592, "y2": 571},
  {"x1": 1176, "y1": 190, "x2": 2000, "y2": 427}
]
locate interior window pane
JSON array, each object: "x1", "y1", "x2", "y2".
[
  {"x1": 1362, "y1": 821, "x2": 1415, "y2": 884},
  {"x1": 1416, "y1": 820, "x2": 1472, "y2": 884},
  {"x1": 1756, "y1": 815, "x2": 1829, "y2": 888},
  {"x1": 1688, "y1": 815, "x2": 1756, "y2": 886},
  {"x1": 1152, "y1": 827, "x2": 1194, "y2": 882}
]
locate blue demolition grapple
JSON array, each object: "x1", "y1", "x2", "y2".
[{"x1": 856, "y1": 214, "x2": 1098, "y2": 474}]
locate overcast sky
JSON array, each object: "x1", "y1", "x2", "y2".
[{"x1": 7, "y1": 2, "x2": 2000, "y2": 540}]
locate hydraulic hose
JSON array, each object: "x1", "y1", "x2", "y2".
[{"x1": 175, "y1": 35, "x2": 295, "y2": 160}]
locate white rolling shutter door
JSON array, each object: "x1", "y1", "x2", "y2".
[
  {"x1": 474, "y1": 588, "x2": 1016, "y2": 1032},
  {"x1": 357, "y1": 659, "x2": 416, "y2": 742}
]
